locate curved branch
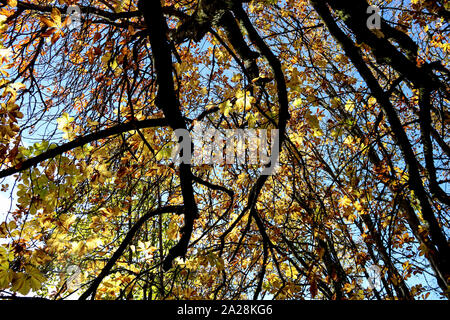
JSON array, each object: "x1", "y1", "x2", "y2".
[
  {"x1": 0, "y1": 118, "x2": 168, "y2": 179},
  {"x1": 311, "y1": 0, "x2": 450, "y2": 294},
  {"x1": 138, "y1": 0, "x2": 198, "y2": 271},
  {"x1": 0, "y1": 0, "x2": 140, "y2": 20},
  {"x1": 1, "y1": 1, "x2": 188, "y2": 24},
  {"x1": 79, "y1": 205, "x2": 184, "y2": 300}
]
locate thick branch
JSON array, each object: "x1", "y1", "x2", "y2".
[
  {"x1": 79, "y1": 205, "x2": 184, "y2": 300},
  {"x1": 418, "y1": 87, "x2": 450, "y2": 206},
  {"x1": 1, "y1": 0, "x2": 141, "y2": 21},
  {"x1": 311, "y1": 0, "x2": 449, "y2": 294},
  {"x1": 0, "y1": 118, "x2": 168, "y2": 179},
  {"x1": 138, "y1": 0, "x2": 198, "y2": 271}
]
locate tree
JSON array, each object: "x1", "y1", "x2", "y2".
[{"x1": 0, "y1": 0, "x2": 448, "y2": 300}]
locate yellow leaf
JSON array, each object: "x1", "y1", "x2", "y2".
[
  {"x1": 345, "y1": 100, "x2": 355, "y2": 112},
  {"x1": 354, "y1": 200, "x2": 367, "y2": 215},
  {"x1": 235, "y1": 90, "x2": 255, "y2": 112},
  {"x1": 12, "y1": 272, "x2": 31, "y2": 295},
  {"x1": 25, "y1": 266, "x2": 46, "y2": 291},
  {"x1": 72, "y1": 241, "x2": 88, "y2": 256},
  {"x1": 56, "y1": 112, "x2": 74, "y2": 139},
  {"x1": 167, "y1": 219, "x2": 179, "y2": 240},
  {"x1": 41, "y1": 17, "x2": 57, "y2": 28},
  {"x1": 97, "y1": 163, "x2": 112, "y2": 182},
  {"x1": 231, "y1": 73, "x2": 242, "y2": 82},
  {"x1": 292, "y1": 98, "x2": 303, "y2": 108},
  {"x1": 338, "y1": 195, "x2": 352, "y2": 207},
  {"x1": 0, "y1": 268, "x2": 13, "y2": 289},
  {"x1": 86, "y1": 236, "x2": 101, "y2": 251},
  {"x1": 57, "y1": 112, "x2": 74, "y2": 130},
  {"x1": 114, "y1": 1, "x2": 124, "y2": 13},
  {"x1": 343, "y1": 135, "x2": 355, "y2": 147},
  {"x1": 219, "y1": 100, "x2": 233, "y2": 117},
  {"x1": 368, "y1": 97, "x2": 377, "y2": 108},
  {"x1": 3, "y1": 82, "x2": 26, "y2": 101},
  {"x1": 7, "y1": 0, "x2": 17, "y2": 7},
  {"x1": 51, "y1": 8, "x2": 62, "y2": 27}
]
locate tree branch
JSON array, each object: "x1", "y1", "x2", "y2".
[
  {"x1": 138, "y1": 0, "x2": 198, "y2": 271},
  {"x1": 79, "y1": 205, "x2": 184, "y2": 300},
  {"x1": 0, "y1": 118, "x2": 168, "y2": 179}
]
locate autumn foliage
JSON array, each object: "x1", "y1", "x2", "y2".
[{"x1": 0, "y1": 0, "x2": 449, "y2": 300}]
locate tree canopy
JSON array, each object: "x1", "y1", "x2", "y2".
[{"x1": 0, "y1": 0, "x2": 448, "y2": 300}]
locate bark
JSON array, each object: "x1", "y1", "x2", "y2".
[{"x1": 138, "y1": 0, "x2": 198, "y2": 271}]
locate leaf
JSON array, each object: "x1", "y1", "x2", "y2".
[
  {"x1": 51, "y1": 8, "x2": 62, "y2": 27},
  {"x1": 338, "y1": 195, "x2": 352, "y2": 207},
  {"x1": 344, "y1": 100, "x2": 355, "y2": 112},
  {"x1": 219, "y1": 100, "x2": 233, "y2": 117},
  {"x1": 86, "y1": 236, "x2": 101, "y2": 251},
  {"x1": 0, "y1": 267, "x2": 13, "y2": 289},
  {"x1": 56, "y1": 112, "x2": 74, "y2": 139},
  {"x1": 167, "y1": 219, "x2": 179, "y2": 240},
  {"x1": 41, "y1": 17, "x2": 57, "y2": 29},
  {"x1": 305, "y1": 110, "x2": 320, "y2": 129},
  {"x1": 292, "y1": 98, "x2": 303, "y2": 108},
  {"x1": 56, "y1": 112, "x2": 74, "y2": 129},
  {"x1": 3, "y1": 82, "x2": 26, "y2": 101},
  {"x1": 235, "y1": 90, "x2": 255, "y2": 112},
  {"x1": 0, "y1": 48, "x2": 13, "y2": 63},
  {"x1": 7, "y1": 0, "x2": 17, "y2": 7},
  {"x1": 25, "y1": 266, "x2": 46, "y2": 291},
  {"x1": 11, "y1": 272, "x2": 31, "y2": 295},
  {"x1": 72, "y1": 241, "x2": 88, "y2": 256},
  {"x1": 309, "y1": 279, "x2": 318, "y2": 298}
]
